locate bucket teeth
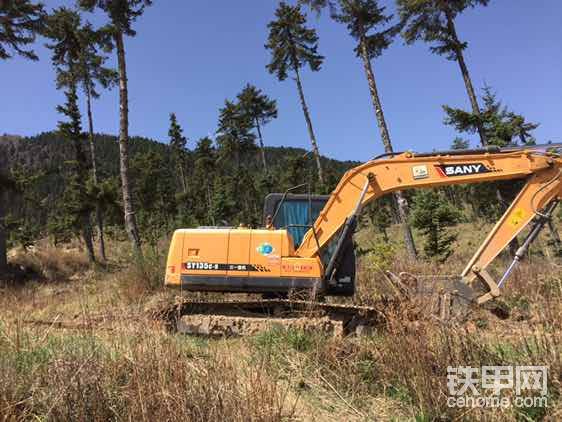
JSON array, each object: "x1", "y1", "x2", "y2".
[{"x1": 385, "y1": 271, "x2": 479, "y2": 321}]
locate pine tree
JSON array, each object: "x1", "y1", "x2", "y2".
[
  {"x1": 328, "y1": 0, "x2": 399, "y2": 155},
  {"x1": 93, "y1": 177, "x2": 123, "y2": 228},
  {"x1": 130, "y1": 150, "x2": 176, "y2": 244},
  {"x1": 168, "y1": 113, "x2": 189, "y2": 194},
  {"x1": 216, "y1": 100, "x2": 257, "y2": 169},
  {"x1": 0, "y1": 173, "x2": 15, "y2": 271},
  {"x1": 78, "y1": 0, "x2": 153, "y2": 256},
  {"x1": 44, "y1": 8, "x2": 96, "y2": 263},
  {"x1": 210, "y1": 176, "x2": 236, "y2": 226},
  {"x1": 410, "y1": 189, "x2": 462, "y2": 261},
  {"x1": 236, "y1": 84, "x2": 278, "y2": 173},
  {"x1": 397, "y1": 0, "x2": 490, "y2": 146},
  {"x1": 76, "y1": 23, "x2": 117, "y2": 262},
  {"x1": 444, "y1": 87, "x2": 539, "y2": 226},
  {"x1": 46, "y1": 206, "x2": 75, "y2": 246},
  {"x1": 4, "y1": 168, "x2": 45, "y2": 250},
  {"x1": 443, "y1": 86, "x2": 538, "y2": 147},
  {"x1": 283, "y1": 154, "x2": 308, "y2": 189},
  {"x1": 266, "y1": 2, "x2": 325, "y2": 184},
  {"x1": 302, "y1": 0, "x2": 417, "y2": 259},
  {"x1": 451, "y1": 137, "x2": 469, "y2": 150},
  {"x1": 53, "y1": 19, "x2": 117, "y2": 262},
  {"x1": 192, "y1": 137, "x2": 216, "y2": 225},
  {"x1": 0, "y1": 0, "x2": 44, "y2": 60},
  {"x1": 367, "y1": 197, "x2": 393, "y2": 241},
  {"x1": 510, "y1": 114, "x2": 538, "y2": 146}
]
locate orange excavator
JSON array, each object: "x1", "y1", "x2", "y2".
[{"x1": 163, "y1": 144, "x2": 561, "y2": 333}]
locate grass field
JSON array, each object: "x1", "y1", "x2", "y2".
[{"x1": 0, "y1": 223, "x2": 560, "y2": 421}]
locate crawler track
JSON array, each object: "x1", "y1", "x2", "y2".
[{"x1": 154, "y1": 298, "x2": 392, "y2": 337}]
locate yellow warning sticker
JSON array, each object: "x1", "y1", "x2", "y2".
[{"x1": 509, "y1": 208, "x2": 527, "y2": 227}]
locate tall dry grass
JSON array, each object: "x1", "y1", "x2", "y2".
[
  {"x1": 249, "y1": 305, "x2": 560, "y2": 420},
  {"x1": 0, "y1": 322, "x2": 297, "y2": 421},
  {"x1": 9, "y1": 241, "x2": 90, "y2": 282},
  {"x1": 248, "y1": 233, "x2": 562, "y2": 421}
]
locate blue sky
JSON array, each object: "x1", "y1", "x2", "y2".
[{"x1": 2, "y1": 0, "x2": 561, "y2": 161}]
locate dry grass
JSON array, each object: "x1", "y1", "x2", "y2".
[
  {"x1": 8, "y1": 240, "x2": 91, "y2": 282},
  {"x1": 0, "y1": 321, "x2": 297, "y2": 421},
  {"x1": 248, "y1": 308, "x2": 560, "y2": 421},
  {"x1": 0, "y1": 223, "x2": 560, "y2": 421},
  {"x1": 0, "y1": 240, "x2": 297, "y2": 422}
]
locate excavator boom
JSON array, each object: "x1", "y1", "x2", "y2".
[{"x1": 298, "y1": 145, "x2": 561, "y2": 258}]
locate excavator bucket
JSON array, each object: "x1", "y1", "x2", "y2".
[{"x1": 385, "y1": 271, "x2": 480, "y2": 321}]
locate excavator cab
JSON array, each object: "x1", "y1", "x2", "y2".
[
  {"x1": 263, "y1": 192, "x2": 356, "y2": 296},
  {"x1": 263, "y1": 193, "x2": 329, "y2": 248}
]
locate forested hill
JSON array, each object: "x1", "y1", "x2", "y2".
[
  {"x1": 0, "y1": 132, "x2": 356, "y2": 176},
  {"x1": 0, "y1": 132, "x2": 357, "y2": 244}
]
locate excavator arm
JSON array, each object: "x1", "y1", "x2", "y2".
[
  {"x1": 461, "y1": 166, "x2": 561, "y2": 303},
  {"x1": 296, "y1": 145, "x2": 562, "y2": 305}
]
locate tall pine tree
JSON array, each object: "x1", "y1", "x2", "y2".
[
  {"x1": 51, "y1": 20, "x2": 117, "y2": 262},
  {"x1": 266, "y1": 2, "x2": 325, "y2": 184},
  {"x1": 192, "y1": 137, "x2": 216, "y2": 225},
  {"x1": 78, "y1": 0, "x2": 153, "y2": 255},
  {"x1": 76, "y1": 23, "x2": 117, "y2": 262},
  {"x1": 44, "y1": 7, "x2": 96, "y2": 263},
  {"x1": 168, "y1": 113, "x2": 189, "y2": 194},
  {"x1": 397, "y1": 0, "x2": 490, "y2": 146},
  {"x1": 302, "y1": 0, "x2": 417, "y2": 259}
]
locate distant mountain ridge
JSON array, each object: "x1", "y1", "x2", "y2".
[
  {"x1": 0, "y1": 132, "x2": 358, "y2": 176},
  {"x1": 0, "y1": 131, "x2": 358, "y2": 233}
]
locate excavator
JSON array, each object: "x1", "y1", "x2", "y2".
[{"x1": 162, "y1": 143, "x2": 562, "y2": 335}]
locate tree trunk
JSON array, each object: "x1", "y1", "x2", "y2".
[
  {"x1": 178, "y1": 159, "x2": 187, "y2": 194},
  {"x1": 255, "y1": 118, "x2": 268, "y2": 173},
  {"x1": 80, "y1": 211, "x2": 96, "y2": 263},
  {"x1": 206, "y1": 182, "x2": 213, "y2": 226},
  {"x1": 85, "y1": 80, "x2": 107, "y2": 261},
  {"x1": 115, "y1": 31, "x2": 142, "y2": 255},
  {"x1": 0, "y1": 189, "x2": 7, "y2": 273},
  {"x1": 293, "y1": 66, "x2": 324, "y2": 185},
  {"x1": 394, "y1": 190, "x2": 417, "y2": 257},
  {"x1": 445, "y1": 10, "x2": 488, "y2": 146},
  {"x1": 96, "y1": 207, "x2": 106, "y2": 261},
  {"x1": 359, "y1": 35, "x2": 417, "y2": 259},
  {"x1": 65, "y1": 74, "x2": 96, "y2": 265},
  {"x1": 445, "y1": 11, "x2": 509, "y2": 228}
]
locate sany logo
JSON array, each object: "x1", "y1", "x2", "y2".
[{"x1": 435, "y1": 163, "x2": 491, "y2": 177}]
